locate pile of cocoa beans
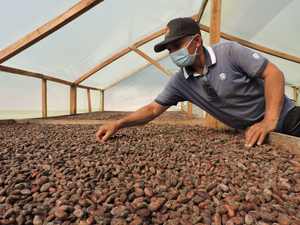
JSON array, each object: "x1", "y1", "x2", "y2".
[{"x1": 0, "y1": 122, "x2": 300, "y2": 225}]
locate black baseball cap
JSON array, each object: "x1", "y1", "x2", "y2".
[{"x1": 154, "y1": 17, "x2": 201, "y2": 53}]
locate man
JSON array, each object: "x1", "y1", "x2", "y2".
[{"x1": 96, "y1": 17, "x2": 299, "y2": 147}]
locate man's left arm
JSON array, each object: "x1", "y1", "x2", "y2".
[{"x1": 245, "y1": 61, "x2": 285, "y2": 147}]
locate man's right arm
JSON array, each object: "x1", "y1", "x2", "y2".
[{"x1": 96, "y1": 101, "x2": 170, "y2": 142}]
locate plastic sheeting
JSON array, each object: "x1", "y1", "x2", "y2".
[
  {"x1": 2, "y1": 0, "x2": 202, "y2": 83},
  {"x1": 202, "y1": 0, "x2": 300, "y2": 87},
  {"x1": 104, "y1": 56, "x2": 177, "y2": 111}
]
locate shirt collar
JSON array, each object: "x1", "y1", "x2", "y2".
[{"x1": 183, "y1": 46, "x2": 217, "y2": 79}]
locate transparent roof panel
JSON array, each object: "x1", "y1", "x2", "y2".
[
  {"x1": 0, "y1": 0, "x2": 82, "y2": 51},
  {"x1": 201, "y1": 0, "x2": 300, "y2": 57},
  {"x1": 220, "y1": 0, "x2": 299, "y2": 56},
  {"x1": 104, "y1": 56, "x2": 178, "y2": 111}
]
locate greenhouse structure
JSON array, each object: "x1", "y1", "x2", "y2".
[
  {"x1": 1, "y1": 0, "x2": 299, "y2": 121},
  {"x1": 1, "y1": 1, "x2": 300, "y2": 224}
]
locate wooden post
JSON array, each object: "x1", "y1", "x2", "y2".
[
  {"x1": 210, "y1": 0, "x2": 222, "y2": 44},
  {"x1": 101, "y1": 90, "x2": 104, "y2": 111},
  {"x1": 70, "y1": 85, "x2": 77, "y2": 115},
  {"x1": 207, "y1": 0, "x2": 222, "y2": 128},
  {"x1": 188, "y1": 102, "x2": 193, "y2": 117},
  {"x1": 42, "y1": 79, "x2": 47, "y2": 118},
  {"x1": 87, "y1": 89, "x2": 92, "y2": 113}
]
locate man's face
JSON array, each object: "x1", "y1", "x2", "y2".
[{"x1": 166, "y1": 34, "x2": 202, "y2": 55}]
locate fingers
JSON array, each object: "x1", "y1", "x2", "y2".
[
  {"x1": 245, "y1": 127, "x2": 259, "y2": 148},
  {"x1": 96, "y1": 124, "x2": 117, "y2": 143},
  {"x1": 96, "y1": 128, "x2": 108, "y2": 143},
  {"x1": 257, "y1": 131, "x2": 268, "y2": 146},
  {"x1": 100, "y1": 132, "x2": 110, "y2": 143},
  {"x1": 96, "y1": 129, "x2": 104, "y2": 143},
  {"x1": 245, "y1": 126, "x2": 268, "y2": 148}
]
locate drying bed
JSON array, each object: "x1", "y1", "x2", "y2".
[
  {"x1": 51, "y1": 111, "x2": 201, "y2": 121},
  {"x1": 0, "y1": 122, "x2": 300, "y2": 225}
]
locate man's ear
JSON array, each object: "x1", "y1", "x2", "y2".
[{"x1": 194, "y1": 34, "x2": 203, "y2": 47}]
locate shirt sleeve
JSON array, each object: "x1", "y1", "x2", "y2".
[
  {"x1": 227, "y1": 41, "x2": 268, "y2": 78},
  {"x1": 154, "y1": 74, "x2": 184, "y2": 106}
]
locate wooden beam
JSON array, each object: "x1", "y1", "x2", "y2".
[
  {"x1": 0, "y1": 0, "x2": 104, "y2": 64},
  {"x1": 87, "y1": 89, "x2": 92, "y2": 113},
  {"x1": 0, "y1": 65, "x2": 72, "y2": 86},
  {"x1": 221, "y1": 34, "x2": 300, "y2": 64},
  {"x1": 73, "y1": 14, "x2": 198, "y2": 85},
  {"x1": 131, "y1": 46, "x2": 173, "y2": 77},
  {"x1": 77, "y1": 84, "x2": 102, "y2": 91},
  {"x1": 70, "y1": 85, "x2": 77, "y2": 115},
  {"x1": 73, "y1": 47, "x2": 132, "y2": 85},
  {"x1": 199, "y1": 24, "x2": 300, "y2": 64},
  {"x1": 0, "y1": 65, "x2": 102, "y2": 91},
  {"x1": 207, "y1": 0, "x2": 222, "y2": 129},
  {"x1": 195, "y1": 0, "x2": 209, "y2": 23},
  {"x1": 103, "y1": 53, "x2": 169, "y2": 90},
  {"x1": 42, "y1": 79, "x2": 47, "y2": 118}
]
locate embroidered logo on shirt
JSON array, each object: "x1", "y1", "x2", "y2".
[
  {"x1": 253, "y1": 53, "x2": 260, "y2": 59},
  {"x1": 219, "y1": 73, "x2": 226, "y2": 81}
]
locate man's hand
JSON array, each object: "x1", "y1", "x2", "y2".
[
  {"x1": 96, "y1": 122, "x2": 119, "y2": 143},
  {"x1": 244, "y1": 119, "x2": 277, "y2": 147},
  {"x1": 95, "y1": 102, "x2": 170, "y2": 143}
]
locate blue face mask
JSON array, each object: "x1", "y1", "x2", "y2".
[{"x1": 170, "y1": 37, "x2": 198, "y2": 67}]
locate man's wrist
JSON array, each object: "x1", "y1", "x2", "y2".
[{"x1": 262, "y1": 117, "x2": 278, "y2": 129}]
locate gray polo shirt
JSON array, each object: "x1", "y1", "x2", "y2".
[{"x1": 155, "y1": 41, "x2": 295, "y2": 129}]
